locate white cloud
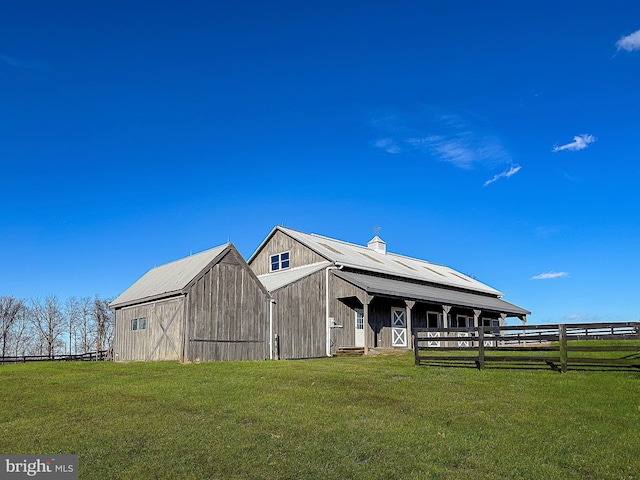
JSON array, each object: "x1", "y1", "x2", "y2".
[
  {"x1": 616, "y1": 29, "x2": 640, "y2": 52},
  {"x1": 371, "y1": 109, "x2": 511, "y2": 170},
  {"x1": 374, "y1": 138, "x2": 401, "y2": 154},
  {"x1": 483, "y1": 164, "x2": 521, "y2": 187},
  {"x1": 552, "y1": 134, "x2": 596, "y2": 152},
  {"x1": 531, "y1": 271, "x2": 569, "y2": 280},
  {"x1": 407, "y1": 130, "x2": 509, "y2": 169}
]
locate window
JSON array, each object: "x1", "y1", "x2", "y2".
[
  {"x1": 481, "y1": 318, "x2": 500, "y2": 335},
  {"x1": 131, "y1": 317, "x2": 147, "y2": 331},
  {"x1": 270, "y1": 251, "x2": 290, "y2": 271},
  {"x1": 454, "y1": 315, "x2": 472, "y2": 328},
  {"x1": 427, "y1": 312, "x2": 441, "y2": 329}
]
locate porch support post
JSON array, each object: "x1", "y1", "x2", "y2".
[
  {"x1": 442, "y1": 305, "x2": 451, "y2": 328},
  {"x1": 473, "y1": 310, "x2": 481, "y2": 328},
  {"x1": 363, "y1": 294, "x2": 374, "y2": 354},
  {"x1": 405, "y1": 300, "x2": 416, "y2": 349},
  {"x1": 473, "y1": 309, "x2": 482, "y2": 347},
  {"x1": 500, "y1": 313, "x2": 508, "y2": 326},
  {"x1": 442, "y1": 305, "x2": 452, "y2": 347}
]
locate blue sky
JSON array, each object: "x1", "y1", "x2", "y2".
[{"x1": 1, "y1": 1, "x2": 639, "y2": 324}]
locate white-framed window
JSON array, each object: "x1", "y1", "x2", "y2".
[
  {"x1": 270, "y1": 251, "x2": 290, "y2": 271},
  {"x1": 131, "y1": 317, "x2": 147, "y2": 331},
  {"x1": 455, "y1": 315, "x2": 473, "y2": 328},
  {"x1": 427, "y1": 311, "x2": 441, "y2": 328},
  {"x1": 355, "y1": 309, "x2": 364, "y2": 330},
  {"x1": 482, "y1": 318, "x2": 500, "y2": 335}
]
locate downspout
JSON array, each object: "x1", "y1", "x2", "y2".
[
  {"x1": 325, "y1": 264, "x2": 343, "y2": 357},
  {"x1": 269, "y1": 299, "x2": 276, "y2": 360}
]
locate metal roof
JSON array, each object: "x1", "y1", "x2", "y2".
[
  {"x1": 110, "y1": 244, "x2": 231, "y2": 308},
  {"x1": 335, "y1": 271, "x2": 530, "y2": 317},
  {"x1": 258, "y1": 261, "x2": 331, "y2": 292},
  {"x1": 266, "y1": 227, "x2": 502, "y2": 296}
]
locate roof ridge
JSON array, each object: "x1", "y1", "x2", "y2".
[
  {"x1": 307, "y1": 230, "x2": 437, "y2": 265},
  {"x1": 150, "y1": 243, "x2": 230, "y2": 270}
]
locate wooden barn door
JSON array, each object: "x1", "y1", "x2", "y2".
[
  {"x1": 391, "y1": 307, "x2": 407, "y2": 347},
  {"x1": 354, "y1": 309, "x2": 364, "y2": 347}
]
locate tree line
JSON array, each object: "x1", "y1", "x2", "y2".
[{"x1": 0, "y1": 295, "x2": 114, "y2": 359}]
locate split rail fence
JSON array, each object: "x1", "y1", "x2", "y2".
[
  {"x1": 414, "y1": 322, "x2": 640, "y2": 372},
  {"x1": 1, "y1": 350, "x2": 110, "y2": 365}
]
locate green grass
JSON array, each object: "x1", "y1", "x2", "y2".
[{"x1": 1, "y1": 354, "x2": 639, "y2": 479}]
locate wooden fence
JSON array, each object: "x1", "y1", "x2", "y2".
[
  {"x1": 1, "y1": 350, "x2": 110, "y2": 365},
  {"x1": 414, "y1": 322, "x2": 640, "y2": 372}
]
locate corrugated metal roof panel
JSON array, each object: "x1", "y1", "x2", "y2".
[
  {"x1": 278, "y1": 227, "x2": 502, "y2": 296},
  {"x1": 258, "y1": 261, "x2": 331, "y2": 292},
  {"x1": 110, "y1": 244, "x2": 230, "y2": 308},
  {"x1": 335, "y1": 271, "x2": 530, "y2": 316}
]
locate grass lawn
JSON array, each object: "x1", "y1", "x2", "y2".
[{"x1": 1, "y1": 353, "x2": 639, "y2": 479}]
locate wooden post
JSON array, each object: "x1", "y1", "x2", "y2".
[
  {"x1": 442, "y1": 305, "x2": 451, "y2": 347},
  {"x1": 477, "y1": 325, "x2": 485, "y2": 370},
  {"x1": 473, "y1": 309, "x2": 481, "y2": 347},
  {"x1": 363, "y1": 295, "x2": 374, "y2": 354},
  {"x1": 405, "y1": 300, "x2": 415, "y2": 349},
  {"x1": 414, "y1": 334, "x2": 420, "y2": 366},
  {"x1": 559, "y1": 324, "x2": 567, "y2": 373}
]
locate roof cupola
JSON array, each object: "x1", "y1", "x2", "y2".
[{"x1": 367, "y1": 235, "x2": 387, "y2": 254}]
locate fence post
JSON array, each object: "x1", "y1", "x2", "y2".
[
  {"x1": 477, "y1": 326, "x2": 485, "y2": 370},
  {"x1": 559, "y1": 324, "x2": 568, "y2": 373},
  {"x1": 414, "y1": 333, "x2": 420, "y2": 366}
]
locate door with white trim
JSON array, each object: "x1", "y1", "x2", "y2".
[
  {"x1": 355, "y1": 309, "x2": 364, "y2": 347},
  {"x1": 391, "y1": 307, "x2": 407, "y2": 347}
]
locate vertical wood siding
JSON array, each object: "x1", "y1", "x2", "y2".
[
  {"x1": 271, "y1": 269, "x2": 326, "y2": 359},
  {"x1": 185, "y1": 250, "x2": 270, "y2": 362},
  {"x1": 329, "y1": 275, "x2": 367, "y2": 352},
  {"x1": 113, "y1": 297, "x2": 185, "y2": 361},
  {"x1": 250, "y1": 230, "x2": 327, "y2": 275},
  {"x1": 368, "y1": 298, "x2": 407, "y2": 348}
]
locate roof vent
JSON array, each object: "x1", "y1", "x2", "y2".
[{"x1": 367, "y1": 235, "x2": 386, "y2": 254}]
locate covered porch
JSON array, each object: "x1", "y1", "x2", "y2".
[{"x1": 333, "y1": 270, "x2": 529, "y2": 353}]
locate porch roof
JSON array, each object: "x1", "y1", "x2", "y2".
[
  {"x1": 335, "y1": 271, "x2": 530, "y2": 317},
  {"x1": 258, "y1": 261, "x2": 331, "y2": 292}
]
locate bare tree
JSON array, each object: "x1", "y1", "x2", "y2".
[
  {"x1": 10, "y1": 305, "x2": 35, "y2": 357},
  {"x1": 0, "y1": 296, "x2": 24, "y2": 358},
  {"x1": 76, "y1": 297, "x2": 94, "y2": 354},
  {"x1": 93, "y1": 296, "x2": 114, "y2": 352},
  {"x1": 65, "y1": 296, "x2": 82, "y2": 355},
  {"x1": 31, "y1": 296, "x2": 67, "y2": 357}
]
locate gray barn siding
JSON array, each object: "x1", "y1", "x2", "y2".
[
  {"x1": 271, "y1": 269, "x2": 326, "y2": 359},
  {"x1": 250, "y1": 230, "x2": 327, "y2": 276},
  {"x1": 368, "y1": 297, "x2": 407, "y2": 348},
  {"x1": 330, "y1": 274, "x2": 367, "y2": 352},
  {"x1": 113, "y1": 297, "x2": 185, "y2": 361},
  {"x1": 185, "y1": 250, "x2": 269, "y2": 362}
]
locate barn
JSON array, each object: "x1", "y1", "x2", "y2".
[
  {"x1": 249, "y1": 226, "x2": 530, "y2": 359},
  {"x1": 110, "y1": 243, "x2": 271, "y2": 362}
]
